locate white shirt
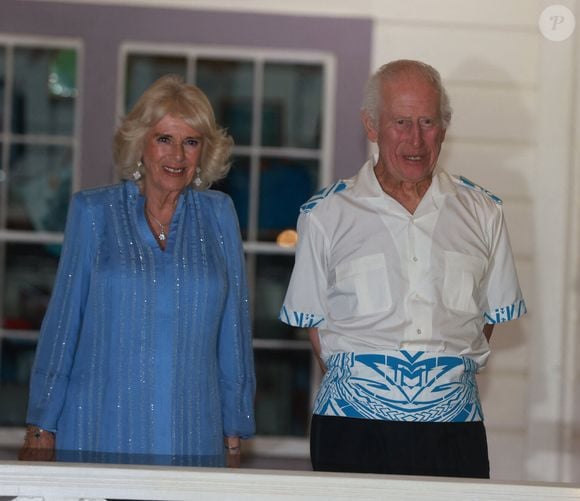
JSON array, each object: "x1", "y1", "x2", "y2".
[{"x1": 280, "y1": 157, "x2": 526, "y2": 369}]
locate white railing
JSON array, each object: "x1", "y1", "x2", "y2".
[{"x1": 1, "y1": 461, "x2": 580, "y2": 501}]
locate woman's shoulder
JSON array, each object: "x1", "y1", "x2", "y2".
[
  {"x1": 68, "y1": 184, "x2": 128, "y2": 221},
  {"x1": 196, "y1": 187, "x2": 230, "y2": 202},
  {"x1": 193, "y1": 188, "x2": 235, "y2": 212},
  {"x1": 72, "y1": 182, "x2": 130, "y2": 207},
  {"x1": 74, "y1": 183, "x2": 124, "y2": 201}
]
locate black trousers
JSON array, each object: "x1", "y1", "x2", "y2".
[{"x1": 310, "y1": 414, "x2": 490, "y2": 478}]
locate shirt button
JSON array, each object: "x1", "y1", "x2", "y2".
[
  {"x1": 416, "y1": 329, "x2": 422, "y2": 335},
  {"x1": 412, "y1": 256, "x2": 418, "y2": 262}
]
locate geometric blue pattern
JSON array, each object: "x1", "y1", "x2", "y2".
[
  {"x1": 278, "y1": 305, "x2": 324, "y2": 328},
  {"x1": 484, "y1": 299, "x2": 527, "y2": 324},
  {"x1": 456, "y1": 175, "x2": 503, "y2": 205},
  {"x1": 314, "y1": 351, "x2": 483, "y2": 422},
  {"x1": 300, "y1": 180, "x2": 348, "y2": 213}
]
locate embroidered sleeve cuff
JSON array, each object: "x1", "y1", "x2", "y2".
[
  {"x1": 279, "y1": 305, "x2": 325, "y2": 328},
  {"x1": 484, "y1": 299, "x2": 527, "y2": 324}
]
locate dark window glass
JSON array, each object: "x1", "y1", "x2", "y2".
[
  {"x1": 213, "y1": 155, "x2": 250, "y2": 238},
  {"x1": 262, "y1": 63, "x2": 323, "y2": 149},
  {"x1": 254, "y1": 254, "x2": 307, "y2": 341},
  {"x1": 12, "y1": 48, "x2": 77, "y2": 135},
  {"x1": 0, "y1": 46, "x2": 5, "y2": 133},
  {"x1": 254, "y1": 349, "x2": 311, "y2": 436},
  {"x1": 0, "y1": 338, "x2": 36, "y2": 425},
  {"x1": 2, "y1": 243, "x2": 61, "y2": 331},
  {"x1": 7, "y1": 144, "x2": 72, "y2": 232},
  {"x1": 125, "y1": 55, "x2": 187, "y2": 112},
  {"x1": 258, "y1": 157, "x2": 318, "y2": 241},
  {"x1": 197, "y1": 59, "x2": 254, "y2": 146}
]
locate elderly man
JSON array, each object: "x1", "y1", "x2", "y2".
[{"x1": 279, "y1": 59, "x2": 526, "y2": 478}]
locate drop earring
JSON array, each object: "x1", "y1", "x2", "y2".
[
  {"x1": 194, "y1": 166, "x2": 202, "y2": 187},
  {"x1": 133, "y1": 161, "x2": 143, "y2": 181}
]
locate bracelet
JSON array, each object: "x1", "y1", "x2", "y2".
[
  {"x1": 224, "y1": 445, "x2": 241, "y2": 452},
  {"x1": 27, "y1": 426, "x2": 53, "y2": 440}
]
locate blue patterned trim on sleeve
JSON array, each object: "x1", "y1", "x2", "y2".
[
  {"x1": 279, "y1": 306, "x2": 324, "y2": 328},
  {"x1": 484, "y1": 299, "x2": 527, "y2": 324},
  {"x1": 455, "y1": 175, "x2": 503, "y2": 205},
  {"x1": 313, "y1": 351, "x2": 483, "y2": 422},
  {"x1": 300, "y1": 180, "x2": 348, "y2": 213}
]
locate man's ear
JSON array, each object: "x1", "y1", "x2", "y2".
[{"x1": 361, "y1": 111, "x2": 378, "y2": 143}]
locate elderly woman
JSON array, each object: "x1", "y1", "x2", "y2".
[{"x1": 18, "y1": 75, "x2": 255, "y2": 467}]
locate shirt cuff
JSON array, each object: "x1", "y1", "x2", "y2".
[
  {"x1": 484, "y1": 299, "x2": 527, "y2": 324},
  {"x1": 279, "y1": 305, "x2": 325, "y2": 328}
]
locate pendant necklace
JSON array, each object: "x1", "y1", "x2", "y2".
[{"x1": 146, "y1": 207, "x2": 168, "y2": 241}]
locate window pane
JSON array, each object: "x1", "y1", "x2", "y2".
[
  {"x1": 258, "y1": 157, "x2": 318, "y2": 241},
  {"x1": 125, "y1": 55, "x2": 187, "y2": 112},
  {"x1": 262, "y1": 63, "x2": 323, "y2": 149},
  {"x1": 255, "y1": 349, "x2": 311, "y2": 436},
  {"x1": 0, "y1": 46, "x2": 5, "y2": 133},
  {"x1": 197, "y1": 59, "x2": 254, "y2": 146},
  {"x1": 7, "y1": 144, "x2": 72, "y2": 231},
  {"x1": 254, "y1": 254, "x2": 307, "y2": 341},
  {"x1": 2, "y1": 243, "x2": 61, "y2": 331},
  {"x1": 213, "y1": 155, "x2": 250, "y2": 238},
  {"x1": 13, "y1": 48, "x2": 77, "y2": 135},
  {"x1": 0, "y1": 338, "x2": 36, "y2": 425}
]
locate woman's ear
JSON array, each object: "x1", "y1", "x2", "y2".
[{"x1": 361, "y1": 111, "x2": 378, "y2": 143}]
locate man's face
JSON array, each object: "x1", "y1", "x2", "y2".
[{"x1": 363, "y1": 73, "x2": 446, "y2": 185}]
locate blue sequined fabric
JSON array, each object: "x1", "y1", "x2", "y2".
[{"x1": 27, "y1": 181, "x2": 255, "y2": 465}]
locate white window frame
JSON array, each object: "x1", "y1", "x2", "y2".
[{"x1": 0, "y1": 35, "x2": 83, "y2": 446}]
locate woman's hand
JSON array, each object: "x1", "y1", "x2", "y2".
[
  {"x1": 224, "y1": 436, "x2": 241, "y2": 468},
  {"x1": 18, "y1": 425, "x2": 56, "y2": 462}
]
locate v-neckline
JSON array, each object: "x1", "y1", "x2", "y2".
[{"x1": 131, "y1": 182, "x2": 186, "y2": 253}]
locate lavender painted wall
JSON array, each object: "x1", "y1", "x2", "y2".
[{"x1": 0, "y1": 1, "x2": 372, "y2": 189}]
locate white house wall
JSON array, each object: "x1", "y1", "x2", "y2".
[{"x1": 368, "y1": 0, "x2": 579, "y2": 484}]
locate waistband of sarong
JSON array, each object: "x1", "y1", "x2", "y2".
[{"x1": 314, "y1": 350, "x2": 483, "y2": 422}]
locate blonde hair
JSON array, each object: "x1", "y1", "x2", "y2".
[
  {"x1": 361, "y1": 59, "x2": 452, "y2": 129},
  {"x1": 113, "y1": 74, "x2": 233, "y2": 189}
]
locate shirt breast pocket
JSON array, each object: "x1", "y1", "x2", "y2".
[
  {"x1": 442, "y1": 251, "x2": 485, "y2": 315},
  {"x1": 329, "y1": 253, "x2": 392, "y2": 320}
]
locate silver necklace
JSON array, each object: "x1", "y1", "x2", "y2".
[{"x1": 146, "y1": 207, "x2": 168, "y2": 241}]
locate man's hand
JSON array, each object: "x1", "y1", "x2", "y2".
[
  {"x1": 308, "y1": 328, "x2": 327, "y2": 373},
  {"x1": 483, "y1": 324, "x2": 495, "y2": 342}
]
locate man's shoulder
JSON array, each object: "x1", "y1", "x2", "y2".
[
  {"x1": 448, "y1": 174, "x2": 503, "y2": 206},
  {"x1": 300, "y1": 179, "x2": 352, "y2": 214}
]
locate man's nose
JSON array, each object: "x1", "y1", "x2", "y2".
[{"x1": 410, "y1": 123, "x2": 424, "y2": 146}]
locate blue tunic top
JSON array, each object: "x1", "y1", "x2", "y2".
[{"x1": 26, "y1": 181, "x2": 256, "y2": 466}]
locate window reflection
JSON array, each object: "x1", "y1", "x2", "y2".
[
  {"x1": 0, "y1": 338, "x2": 36, "y2": 425},
  {"x1": 213, "y1": 155, "x2": 250, "y2": 238},
  {"x1": 254, "y1": 254, "x2": 308, "y2": 341},
  {"x1": 12, "y1": 48, "x2": 77, "y2": 136},
  {"x1": 0, "y1": 47, "x2": 5, "y2": 133},
  {"x1": 2, "y1": 243, "x2": 61, "y2": 331},
  {"x1": 258, "y1": 157, "x2": 318, "y2": 242},
  {"x1": 7, "y1": 144, "x2": 72, "y2": 232},
  {"x1": 197, "y1": 59, "x2": 254, "y2": 146},
  {"x1": 0, "y1": 41, "x2": 78, "y2": 431},
  {"x1": 125, "y1": 54, "x2": 187, "y2": 112},
  {"x1": 262, "y1": 63, "x2": 323, "y2": 149},
  {"x1": 254, "y1": 349, "x2": 311, "y2": 436}
]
